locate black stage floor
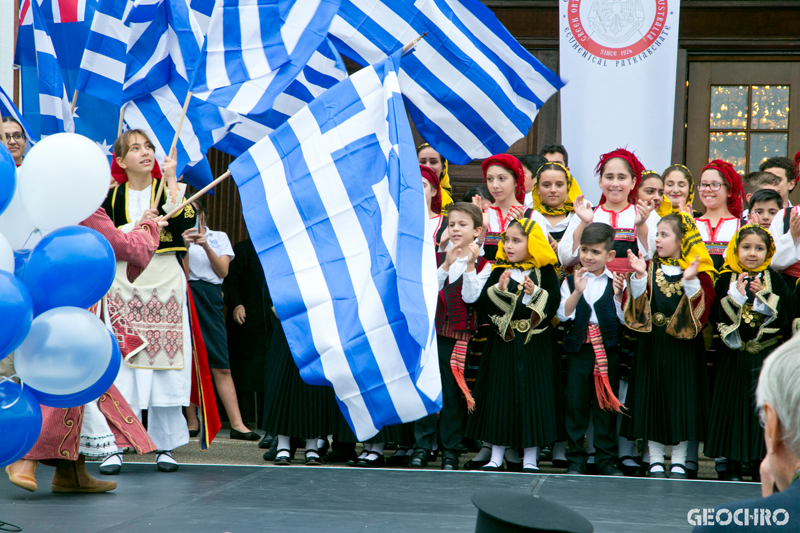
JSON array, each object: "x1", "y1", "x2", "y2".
[{"x1": 1, "y1": 464, "x2": 760, "y2": 532}]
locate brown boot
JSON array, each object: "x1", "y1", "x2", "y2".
[
  {"x1": 51, "y1": 455, "x2": 117, "y2": 493},
  {"x1": 6, "y1": 459, "x2": 38, "y2": 492}
]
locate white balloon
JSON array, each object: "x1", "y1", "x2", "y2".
[
  {"x1": 0, "y1": 170, "x2": 42, "y2": 250},
  {"x1": 0, "y1": 233, "x2": 13, "y2": 273},
  {"x1": 15, "y1": 307, "x2": 113, "y2": 395},
  {"x1": 19, "y1": 133, "x2": 110, "y2": 231}
]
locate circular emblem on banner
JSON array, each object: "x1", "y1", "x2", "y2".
[{"x1": 568, "y1": 0, "x2": 669, "y2": 59}]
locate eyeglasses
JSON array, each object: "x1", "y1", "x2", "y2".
[
  {"x1": 3, "y1": 132, "x2": 24, "y2": 142},
  {"x1": 698, "y1": 182, "x2": 724, "y2": 191}
]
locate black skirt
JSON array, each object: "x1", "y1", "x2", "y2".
[{"x1": 189, "y1": 280, "x2": 229, "y2": 369}]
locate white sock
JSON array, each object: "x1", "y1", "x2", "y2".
[
  {"x1": 488, "y1": 445, "x2": 506, "y2": 468},
  {"x1": 101, "y1": 453, "x2": 122, "y2": 467},
  {"x1": 276, "y1": 435, "x2": 291, "y2": 458},
  {"x1": 671, "y1": 441, "x2": 688, "y2": 471},
  {"x1": 305, "y1": 438, "x2": 318, "y2": 452},
  {"x1": 642, "y1": 450, "x2": 651, "y2": 464},
  {"x1": 156, "y1": 451, "x2": 177, "y2": 464},
  {"x1": 504, "y1": 448, "x2": 521, "y2": 463},
  {"x1": 648, "y1": 441, "x2": 665, "y2": 471},
  {"x1": 393, "y1": 446, "x2": 409, "y2": 457},
  {"x1": 371, "y1": 442, "x2": 385, "y2": 456},
  {"x1": 618, "y1": 438, "x2": 639, "y2": 466},
  {"x1": 587, "y1": 454, "x2": 595, "y2": 465},
  {"x1": 472, "y1": 445, "x2": 491, "y2": 462},
  {"x1": 317, "y1": 438, "x2": 327, "y2": 450},
  {"x1": 363, "y1": 443, "x2": 373, "y2": 453},
  {"x1": 523, "y1": 447, "x2": 539, "y2": 469},
  {"x1": 552, "y1": 441, "x2": 566, "y2": 461}
]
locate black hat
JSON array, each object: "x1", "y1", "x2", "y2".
[{"x1": 472, "y1": 489, "x2": 594, "y2": 533}]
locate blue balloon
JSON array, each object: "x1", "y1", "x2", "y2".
[
  {"x1": 0, "y1": 380, "x2": 43, "y2": 468},
  {"x1": 13, "y1": 249, "x2": 32, "y2": 278},
  {"x1": 0, "y1": 271, "x2": 33, "y2": 360},
  {"x1": 28, "y1": 330, "x2": 121, "y2": 408},
  {"x1": 0, "y1": 144, "x2": 16, "y2": 217},
  {"x1": 22, "y1": 226, "x2": 116, "y2": 316}
]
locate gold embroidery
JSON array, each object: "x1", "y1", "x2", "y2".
[
  {"x1": 159, "y1": 228, "x2": 173, "y2": 242},
  {"x1": 184, "y1": 204, "x2": 195, "y2": 218},
  {"x1": 58, "y1": 407, "x2": 83, "y2": 460}
]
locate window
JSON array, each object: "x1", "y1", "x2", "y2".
[{"x1": 708, "y1": 85, "x2": 789, "y2": 173}]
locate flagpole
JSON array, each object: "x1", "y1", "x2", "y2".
[
  {"x1": 152, "y1": 91, "x2": 192, "y2": 208},
  {"x1": 402, "y1": 32, "x2": 427, "y2": 54},
  {"x1": 160, "y1": 170, "x2": 230, "y2": 220},
  {"x1": 117, "y1": 106, "x2": 124, "y2": 137},
  {"x1": 70, "y1": 90, "x2": 78, "y2": 115}
]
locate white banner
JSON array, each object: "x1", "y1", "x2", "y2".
[{"x1": 559, "y1": 0, "x2": 681, "y2": 203}]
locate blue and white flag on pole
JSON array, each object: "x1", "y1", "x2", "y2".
[
  {"x1": 190, "y1": 0, "x2": 341, "y2": 116},
  {"x1": 329, "y1": 0, "x2": 564, "y2": 165},
  {"x1": 23, "y1": 0, "x2": 75, "y2": 136},
  {"x1": 230, "y1": 51, "x2": 441, "y2": 440},
  {"x1": 0, "y1": 85, "x2": 37, "y2": 152}
]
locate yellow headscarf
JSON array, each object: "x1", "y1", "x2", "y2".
[
  {"x1": 530, "y1": 162, "x2": 582, "y2": 216},
  {"x1": 659, "y1": 212, "x2": 717, "y2": 282},
  {"x1": 418, "y1": 143, "x2": 453, "y2": 210},
  {"x1": 720, "y1": 224, "x2": 775, "y2": 275},
  {"x1": 657, "y1": 195, "x2": 673, "y2": 217},
  {"x1": 493, "y1": 218, "x2": 558, "y2": 271},
  {"x1": 663, "y1": 164, "x2": 695, "y2": 214}
]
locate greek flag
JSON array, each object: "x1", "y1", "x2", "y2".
[
  {"x1": 75, "y1": 0, "x2": 130, "y2": 106},
  {"x1": 329, "y1": 0, "x2": 564, "y2": 165},
  {"x1": 23, "y1": 0, "x2": 75, "y2": 136},
  {"x1": 0, "y1": 85, "x2": 37, "y2": 151},
  {"x1": 229, "y1": 52, "x2": 441, "y2": 440},
  {"x1": 190, "y1": 0, "x2": 340, "y2": 115}
]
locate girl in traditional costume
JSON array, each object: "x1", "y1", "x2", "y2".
[
  {"x1": 706, "y1": 225, "x2": 795, "y2": 481},
  {"x1": 663, "y1": 164, "x2": 700, "y2": 217},
  {"x1": 621, "y1": 213, "x2": 716, "y2": 479},
  {"x1": 638, "y1": 170, "x2": 672, "y2": 218},
  {"x1": 695, "y1": 160, "x2": 746, "y2": 270},
  {"x1": 530, "y1": 162, "x2": 582, "y2": 244},
  {"x1": 421, "y1": 165, "x2": 448, "y2": 249},
  {"x1": 465, "y1": 218, "x2": 561, "y2": 473},
  {"x1": 418, "y1": 142, "x2": 453, "y2": 210}
]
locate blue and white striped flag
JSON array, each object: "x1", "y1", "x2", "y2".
[
  {"x1": 190, "y1": 0, "x2": 341, "y2": 116},
  {"x1": 230, "y1": 51, "x2": 441, "y2": 440},
  {"x1": 0, "y1": 85, "x2": 37, "y2": 152},
  {"x1": 75, "y1": 0, "x2": 130, "y2": 107},
  {"x1": 23, "y1": 0, "x2": 75, "y2": 136},
  {"x1": 329, "y1": 0, "x2": 564, "y2": 165}
]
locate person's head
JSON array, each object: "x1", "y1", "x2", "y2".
[
  {"x1": 743, "y1": 170, "x2": 782, "y2": 202},
  {"x1": 699, "y1": 160, "x2": 744, "y2": 217},
  {"x1": 446, "y1": 202, "x2": 483, "y2": 247},
  {"x1": 534, "y1": 162, "x2": 571, "y2": 209},
  {"x1": 759, "y1": 156, "x2": 796, "y2": 202},
  {"x1": 502, "y1": 220, "x2": 532, "y2": 263},
  {"x1": 735, "y1": 226, "x2": 771, "y2": 272},
  {"x1": 192, "y1": 195, "x2": 208, "y2": 226},
  {"x1": 662, "y1": 164, "x2": 694, "y2": 207},
  {"x1": 519, "y1": 154, "x2": 546, "y2": 194},
  {"x1": 578, "y1": 223, "x2": 616, "y2": 274},
  {"x1": 638, "y1": 171, "x2": 664, "y2": 210},
  {"x1": 748, "y1": 189, "x2": 783, "y2": 227},
  {"x1": 656, "y1": 214, "x2": 683, "y2": 260},
  {"x1": 420, "y1": 165, "x2": 441, "y2": 215},
  {"x1": 481, "y1": 154, "x2": 525, "y2": 205},
  {"x1": 540, "y1": 144, "x2": 569, "y2": 167},
  {"x1": 417, "y1": 143, "x2": 445, "y2": 179},
  {"x1": 114, "y1": 129, "x2": 156, "y2": 177},
  {"x1": 2, "y1": 117, "x2": 27, "y2": 165},
  {"x1": 595, "y1": 148, "x2": 645, "y2": 207},
  {"x1": 462, "y1": 185, "x2": 494, "y2": 209},
  {"x1": 756, "y1": 335, "x2": 800, "y2": 491}
]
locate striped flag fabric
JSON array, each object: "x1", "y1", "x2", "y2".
[
  {"x1": 190, "y1": 0, "x2": 341, "y2": 116},
  {"x1": 329, "y1": 0, "x2": 564, "y2": 165},
  {"x1": 22, "y1": 0, "x2": 75, "y2": 136},
  {"x1": 0, "y1": 85, "x2": 38, "y2": 152},
  {"x1": 229, "y1": 51, "x2": 441, "y2": 440},
  {"x1": 75, "y1": 0, "x2": 130, "y2": 107}
]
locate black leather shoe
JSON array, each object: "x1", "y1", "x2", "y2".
[
  {"x1": 648, "y1": 462, "x2": 667, "y2": 478},
  {"x1": 566, "y1": 462, "x2": 585, "y2": 475},
  {"x1": 230, "y1": 428, "x2": 261, "y2": 441},
  {"x1": 686, "y1": 460, "x2": 699, "y2": 480},
  {"x1": 726, "y1": 461, "x2": 743, "y2": 482},
  {"x1": 551, "y1": 459, "x2": 569, "y2": 469},
  {"x1": 441, "y1": 451, "x2": 459, "y2": 471},
  {"x1": 670, "y1": 463, "x2": 688, "y2": 479},
  {"x1": 506, "y1": 461, "x2": 523, "y2": 473},
  {"x1": 305, "y1": 450, "x2": 323, "y2": 466},
  {"x1": 464, "y1": 458, "x2": 489, "y2": 470},
  {"x1": 386, "y1": 448, "x2": 411, "y2": 467},
  {"x1": 99, "y1": 453, "x2": 123, "y2": 475},
  {"x1": 598, "y1": 462, "x2": 624, "y2": 476},
  {"x1": 356, "y1": 452, "x2": 385, "y2": 468},
  {"x1": 480, "y1": 462, "x2": 502, "y2": 472},
  {"x1": 618, "y1": 456, "x2": 640, "y2": 477},
  {"x1": 408, "y1": 449, "x2": 429, "y2": 468},
  {"x1": 273, "y1": 449, "x2": 292, "y2": 465},
  {"x1": 188, "y1": 429, "x2": 200, "y2": 438},
  {"x1": 156, "y1": 451, "x2": 179, "y2": 472},
  {"x1": 523, "y1": 465, "x2": 540, "y2": 473},
  {"x1": 258, "y1": 434, "x2": 274, "y2": 449},
  {"x1": 323, "y1": 449, "x2": 358, "y2": 464}
]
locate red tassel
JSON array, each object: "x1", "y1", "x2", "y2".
[
  {"x1": 451, "y1": 363, "x2": 476, "y2": 412},
  {"x1": 595, "y1": 374, "x2": 625, "y2": 413}
]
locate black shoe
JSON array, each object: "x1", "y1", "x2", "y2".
[
  {"x1": 408, "y1": 449, "x2": 429, "y2": 468},
  {"x1": 429, "y1": 449, "x2": 439, "y2": 462},
  {"x1": 480, "y1": 461, "x2": 503, "y2": 472},
  {"x1": 99, "y1": 453, "x2": 123, "y2": 475},
  {"x1": 523, "y1": 465, "x2": 540, "y2": 473},
  {"x1": 318, "y1": 439, "x2": 330, "y2": 457},
  {"x1": 386, "y1": 447, "x2": 411, "y2": 467},
  {"x1": 648, "y1": 462, "x2": 667, "y2": 478},
  {"x1": 258, "y1": 434, "x2": 274, "y2": 449},
  {"x1": 598, "y1": 462, "x2": 624, "y2": 477},
  {"x1": 716, "y1": 460, "x2": 728, "y2": 480},
  {"x1": 566, "y1": 462, "x2": 585, "y2": 475},
  {"x1": 464, "y1": 458, "x2": 489, "y2": 470},
  {"x1": 618, "y1": 456, "x2": 640, "y2": 477},
  {"x1": 686, "y1": 460, "x2": 699, "y2": 480},
  {"x1": 304, "y1": 450, "x2": 323, "y2": 466},
  {"x1": 323, "y1": 449, "x2": 358, "y2": 464},
  {"x1": 505, "y1": 460, "x2": 523, "y2": 473},
  {"x1": 441, "y1": 451, "x2": 459, "y2": 471},
  {"x1": 539, "y1": 445, "x2": 553, "y2": 462},
  {"x1": 551, "y1": 459, "x2": 569, "y2": 469},
  {"x1": 156, "y1": 451, "x2": 179, "y2": 472},
  {"x1": 670, "y1": 463, "x2": 688, "y2": 479},
  {"x1": 726, "y1": 461, "x2": 743, "y2": 482},
  {"x1": 586, "y1": 461, "x2": 598, "y2": 475},
  {"x1": 188, "y1": 429, "x2": 200, "y2": 438},
  {"x1": 273, "y1": 449, "x2": 292, "y2": 466},
  {"x1": 230, "y1": 428, "x2": 261, "y2": 441},
  {"x1": 356, "y1": 452, "x2": 385, "y2": 468}
]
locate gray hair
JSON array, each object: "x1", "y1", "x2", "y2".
[{"x1": 756, "y1": 334, "x2": 800, "y2": 457}]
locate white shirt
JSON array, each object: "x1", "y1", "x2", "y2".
[
  {"x1": 121, "y1": 182, "x2": 186, "y2": 234},
  {"x1": 187, "y1": 228, "x2": 235, "y2": 284},
  {"x1": 695, "y1": 216, "x2": 740, "y2": 258},
  {"x1": 629, "y1": 264, "x2": 701, "y2": 299},
  {"x1": 508, "y1": 268, "x2": 536, "y2": 306},
  {"x1": 769, "y1": 207, "x2": 799, "y2": 271},
  {"x1": 541, "y1": 211, "x2": 574, "y2": 235},
  {"x1": 557, "y1": 267, "x2": 625, "y2": 324},
  {"x1": 524, "y1": 191, "x2": 533, "y2": 209},
  {"x1": 436, "y1": 256, "x2": 491, "y2": 304},
  {"x1": 722, "y1": 274, "x2": 774, "y2": 349}
]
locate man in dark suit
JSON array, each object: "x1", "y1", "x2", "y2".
[{"x1": 692, "y1": 336, "x2": 800, "y2": 532}]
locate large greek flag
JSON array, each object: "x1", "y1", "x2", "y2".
[
  {"x1": 190, "y1": 0, "x2": 340, "y2": 115},
  {"x1": 230, "y1": 52, "x2": 441, "y2": 440},
  {"x1": 329, "y1": 0, "x2": 563, "y2": 165}
]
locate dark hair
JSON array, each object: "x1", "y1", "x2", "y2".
[
  {"x1": 640, "y1": 170, "x2": 663, "y2": 183},
  {"x1": 519, "y1": 154, "x2": 547, "y2": 175},
  {"x1": 446, "y1": 202, "x2": 482, "y2": 229},
  {"x1": 748, "y1": 188, "x2": 783, "y2": 212},
  {"x1": 535, "y1": 162, "x2": 569, "y2": 180},
  {"x1": 462, "y1": 185, "x2": 494, "y2": 203},
  {"x1": 540, "y1": 144, "x2": 569, "y2": 166},
  {"x1": 759, "y1": 156, "x2": 795, "y2": 184},
  {"x1": 2, "y1": 116, "x2": 24, "y2": 137},
  {"x1": 193, "y1": 195, "x2": 208, "y2": 217},
  {"x1": 737, "y1": 225, "x2": 772, "y2": 249},
  {"x1": 580, "y1": 223, "x2": 615, "y2": 251},
  {"x1": 662, "y1": 164, "x2": 692, "y2": 182},
  {"x1": 743, "y1": 171, "x2": 782, "y2": 195},
  {"x1": 658, "y1": 214, "x2": 684, "y2": 242}
]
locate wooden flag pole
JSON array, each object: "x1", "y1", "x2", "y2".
[
  {"x1": 402, "y1": 32, "x2": 427, "y2": 54},
  {"x1": 160, "y1": 170, "x2": 231, "y2": 220},
  {"x1": 152, "y1": 91, "x2": 192, "y2": 208},
  {"x1": 70, "y1": 90, "x2": 79, "y2": 115},
  {"x1": 117, "y1": 106, "x2": 125, "y2": 138}
]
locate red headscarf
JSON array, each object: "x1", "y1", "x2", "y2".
[
  {"x1": 701, "y1": 159, "x2": 745, "y2": 218},
  {"x1": 595, "y1": 148, "x2": 646, "y2": 205},
  {"x1": 420, "y1": 164, "x2": 441, "y2": 215},
  {"x1": 110, "y1": 152, "x2": 162, "y2": 185},
  {"x1": 481, "y1": 154, "x2": 525, "y2": 204},
  {"x1": 793, "y1": 150, "x2": 800, "y2": 184}
]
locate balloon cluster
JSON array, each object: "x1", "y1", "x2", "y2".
[{"x1": 0, "y1": 134, "x2": 119, "y2": 467}]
